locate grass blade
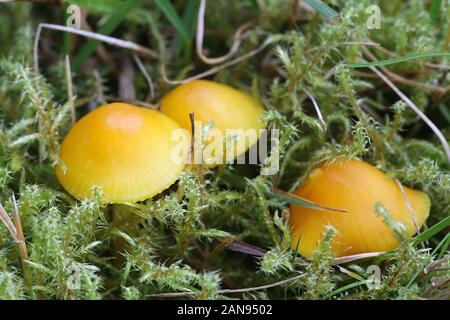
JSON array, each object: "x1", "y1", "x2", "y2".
[
  {"x1": 72, "y1": 0, "x2": 139, "y2": 70},
  {"x1": 63, "y1": 2, "x2": 70, "y2": 55},
  {"x1": 412, "y1": 216, "x2": 450, "y2": 246},
  {"x1": 66, "y1": 0, "x2": 125, "y2": 14},
  {"x1": 438, "y1": 105, "x2": 450, "y2": 124},
  {"x1": 438, "y1": 232, "x2": 450, "y2": 259},
  {"x1": 182, "y1": 0, "x2": 200, "y2": 39},
  {"x1": 0, "y1": 239, "x2": 17, "y2": 251},
  {"x1": 221, "y1": 171, "x2": 346, "y2": 212},
  {"x1": 176, "y1": 0, "x2": 200, "y2": 53},
  {"x1": 305, "y1": 0, "x2": 339, "y2": 20},
  {"x1": 344, "y1": 51, "x2": 450, "y2": 68},
  {"x1": 407, "y1": 230, "x2": 450, "y2": 288},
  {"x1": 324, "y1": 280, "x2": 367, "y2": 299},
  {"x1": 429, "y1": 0, "x2": 442, "y2": 25},
  {"x1": 155, "y1": 0, "x2": 190, "y2": 42},
  {"x1": 271, "y1": 188, "x2": 348, "y2": 212}
]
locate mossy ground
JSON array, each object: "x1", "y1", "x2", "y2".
[{"x1": 0, "y1": 0, "x2": 449, "y2": 300}]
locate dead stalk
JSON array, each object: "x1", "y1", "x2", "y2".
[
  {"x1": 332, "y1": 252, "x2": 384, "y2": 265},
  {"x1": 196, "y1": 0, "x2": 253, "y2": 65},
  {"x1": 132, "y1": 53, "x2": 155, "y2": 102},
  {"x1": 64, "y1": 55, "x2": 76, "y2": 125},
  {"x1": 34, "y1": 23, "x2": 157, "y2": 74},
  {"x1": 304, "y1": 89, "x2": 326, "y2": 128},
  {"x1": 0, "y1": 196, "x2": 28, "y2": 266},
  {"x1": 395, "y1": 179, "x2": 420, "y2": 235},
  {"x1": 11, "y1": 193, "x2": 29, "y2": 262},
  {"x1": 162, "y1": 37, "x2": 275, "y2": 85},
  {"x1": 149, "y1": 273, "x2": 306, "y2": 298},
  {"x1": 0, "y1": 203, "x2": 19, "y2": 242},
  {"x1": 369, "y1": 66, "x2": 450, "y2": 164}
]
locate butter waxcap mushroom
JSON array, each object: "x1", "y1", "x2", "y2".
[
  {"x1": 161, "y1": 80, "x2": 266, "y2": 163},
  {"x1": 289, "y1": 160, "x2": 430, "y2": 258},
  {"x1": 56, "y1": 103, "x2": 189, "y2": 203}
]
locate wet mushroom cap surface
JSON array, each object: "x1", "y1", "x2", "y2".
[
  {"x1": 161, "y1": 80, "x2": 266, "y2": 161},
  {"x1": 56, "y1": 103, "x2": 189, "y2": 204},
  {"x1": 289, "y1": 160, "x2": 430, "y2": 258}
]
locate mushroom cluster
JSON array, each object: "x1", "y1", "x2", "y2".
[
  {"x1": 55, "y1": 84, "x2": 430, "y2": 259},
  {"x1": 289, "y1": 160, "x2": 430, "y2": 257},
  {"x1": 56, "y1": 80, "x2": 266, "y2": 203}
]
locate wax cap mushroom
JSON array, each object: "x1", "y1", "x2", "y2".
[
  {"x1": 289, "y1": 160, "x2": 430, "y2": 258},
  {"x1": 56, "y1": 103, "x2": 189, "y2": 203},
  {"x1": 161, "y1": 80, "x2": 265, "y2": 164}
]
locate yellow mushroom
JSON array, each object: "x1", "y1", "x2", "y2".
[
  {"x1": 161, "y1": 80, "x2": 265, "y2": 165},
  {"x1": 289, "y1": 160, "x2": 430, "y2": 258},
  {"x1": 56, "y1": 103, "x2": 189, "y2": 204}
]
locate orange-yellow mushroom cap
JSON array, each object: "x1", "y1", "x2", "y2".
[
  {"x1": 289, "y1": 160, "x2": 430, "y2": 258},
  {"x1": 56, "y1": 103, "x2": 189, "y2": 204},
  {"x1": 161, "y1": 80, "x2": 266, "y2": 162}
]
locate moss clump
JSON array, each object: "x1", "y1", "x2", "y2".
[{"x1": 0, "y1": 0, "x2": 449, "y2": 300}]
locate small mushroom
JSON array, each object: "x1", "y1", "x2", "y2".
[
  {"x1": 289, "y1": 160, "x2": 430, "y2": 257},
  {"x1": 56, "y1": 103, "x2": 189, "y2": 203},
  {"x1": 161, "y1": 80, "x2": 265, "y2": 164}
]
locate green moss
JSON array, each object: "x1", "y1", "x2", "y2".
[{"x1": 0, "y1": 0, "x2": 448, "y2": 300}]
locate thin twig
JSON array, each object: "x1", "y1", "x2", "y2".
[
  {"x1": 162, "y1": 37, "x2": 275, "y2": 85},
  {"x1": 304, "y1": 89, "x2": 326, "y2": 128},
  {"x1": 0, "y1": 202, "x2": 19, "y2": 242},
  {"x1": 196, "y1": 0, "x2": 253, "y2": 65},
  {"x1": 11, "y1": 193, "x2": 28, "y2": 262},
  {"x1": 64, "y1": 55, "x2": 76, "y2": 125},
  {"x1": 395, "y1": 179, "x2": 420, "y2": 235},
  {"x1": 149, "y1": 273, "x2": 306, "y2": 298},
  {"x1": 369, "y1": 66, "x2": 450, "y2": 163},
  {"x1": 118, "y1": 57, "x2": 136, "y2": 101},
  {"x1": 132, "y1": 53, "x2": 155, "y2": 102},
  {"x1": 332, "y1": 252, "x2": 384, "y2": 265},
  {"x1": 34, "y1": 23, "x2": 157, "y2": 73},
  {"x1": 92, "y1": 70, "x2": 106, "y2": 106},
  {"x1": 104, "y1": 96, "x2": 156, "y2": 109},
  {"x1": 189, "y1": 112, "x2": 196, "y2": 165}
]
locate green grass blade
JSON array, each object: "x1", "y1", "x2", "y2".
[
  {"x1": 324, "y1": 280, "x2": 367, "y2": 299},
  {"x1": 270, "y1": 189, "x2": 348, "y2": 212},
  {"x1": 155, "y1": 0, "x2": 189, "y2": 42},
  {"x1": 437, "y1": 232, "x2": 450, "y2": 259},
  {"x1": 344, "y1": 51, "x2": 450, "y2": 68},
  {"x1": 221, "y1": 171, "x2": 346, "y2": 212},
  {"x1": 65, "y1": 0, "x2": 125, "y2": 14},
  {"x1": 429, "y1": 0, "x2": 442, "y2": 24},
  {"x1": 176, "y1": 0, "x2": 200, "y2": 53},
  {"x1": 71, "y1": 0, "x2": 139, "y2": 70},
  {"x1": 305, "y1": 0, "x2": 339, "y2": 20},
  {"x1": 63, "y1": 1, "x2": 70, "y2": 55},
  {"x1": 0, "y1": 239, "x2": 17, "y2": 251},
  {"x1": 407, "y1": 231, "x2": 450, "y2": 288},
  {"x1": 182, "y1": 0, "x2": 200, "y2": 39},
  {"x1": 412, "y1": 216, "x2": 450, "y2": 246},
  {"x1": 438, "y1": 105, "x2": 450, "y2": 124}
]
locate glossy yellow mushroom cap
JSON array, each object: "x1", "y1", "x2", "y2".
[
  {"x1": 289, "y1": 160, "x2": 430, "y2": 258},
  {"x1": 161, "y1": 80, "x2": 266, "y2": 163},
  {"x1": 56, "y1": 103, "x2": 189, "y2": 204}
]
